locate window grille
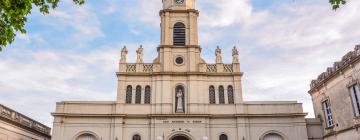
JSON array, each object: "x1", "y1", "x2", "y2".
[
  {"x1": 323, "y1": 100, "x2": 334, "y2": 127},
  {"x1": 173, "y1": 22, "x2": 186, "y2": 45},
  {"x1": 209, "y1": 86, "x2": 216, "y2": 104},
  {"x1": 126, "y1": 86, "x2": 132, "y2": 104},
  {"x1": 219, "y1": 86, "x2": 225, "y2": 104},
  {"x1": 350, "y1": 84, "x2": 360, "y2": 116},
  {"x1": 227, "y1": 86, "x2": 234, "y2": 104},
  {"x1": 135, "y1": 86, "x2": 142, "y2": 104},
  {"x1": 145, "y1": 86, "x2": 151, "y2": 104}
]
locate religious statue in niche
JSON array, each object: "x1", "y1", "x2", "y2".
[
  {"x1": 136, "y1": 45, "x2": 144, "y2": 63},
  {"x1": 232, "y1": 46, "x2": 239, "y2": 63},
  {"x1": 120, "y1": 46, "x2": 128, "y2": 63},
  {"x1": 215, "y1": 46, "x2": 222, "y2": 63},
  {"x1": 175, "y1": 86, "x2": 185, "y2": 113}
]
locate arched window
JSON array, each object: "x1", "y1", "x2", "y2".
[
  {"x1": 126, "y1": 85, "x2": 132, "y2": 104},
  {"x1": 209, "y1": 86, "x2": 216, "y2": 104},
  {"x1": 133, "y1": 134, "x2": 141, "y2": 140},
  {"x1": 262, "y1": 133, "x2": 284, "y2": 140},
  {"x1": 219, "y1": 86, "x2": 225, "y2": 104},
  {"x1": 227, "y1": 85, "x2": 234, "y2": 104},
  {"x1": 76, "y1": 133, "x2": 97, "y2": 140},
  {"x1": 219, "y1": 134, "x2": 228, "y2": 140},
  {"x1": 173, "y1": 22, "x2": 186, "y2": 45},
  {"x1": 145, "y1": 86, "x2": 151, "y2": 104},
  {"x1": 135, "y1": 86, "x2": 142, "y2": 104}
]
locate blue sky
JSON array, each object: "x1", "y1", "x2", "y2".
[{"x1": 1, "y1": 0, "x2": 360, "y2": 127}]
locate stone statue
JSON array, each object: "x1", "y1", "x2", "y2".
[
  {"x1": 232, "y1": 46, "x2": 239, "y2": 63},
  {"x1": 176, "y1": 89, "x2": 184, "y2": 113},
  {"x1": 136, "y1": 45, "x2": 144, "y2": 63},
  {"x1": 120, "y1": 46, "x2": 128, "y2": 63},
  {"x1": 215, "y1": 46, "x2": 222, "y2": 63}
]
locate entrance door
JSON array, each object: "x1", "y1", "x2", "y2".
[{"x1": 171, "y1": 136, "x2": 190, "y2": 140}]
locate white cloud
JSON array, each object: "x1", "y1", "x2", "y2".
[
  {"x1": 126, "y1": 0, "x2": 162, "y2": 26},
  {"x1": 198, "y1": 0, "x2": 255, "y2": 27},
  {"x1": 0, "y1": 49, "x2": 119, "y2": 126},
  {"x1": 46, "y1": 3, "x2": 104, "y2": 45}
]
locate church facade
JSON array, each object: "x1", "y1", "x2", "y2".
[{"x1": 51, "y1": 0, "x2": 314, "y2": 140}]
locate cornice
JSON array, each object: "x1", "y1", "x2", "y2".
[
  {"x1": 116, "y1": 72, "x2": 243, "y2": 76},
  {"x1": 309, "y1": 45, "x2": 360, "y2": 93},
  {"x1": 52, "y1": 113, "x2": 306, "y2": 118},
  {"x1": 157, "y1": 45, "x2": 201, "y2": 51},
  {"x1": 159, "y1": 9, "x2": 199, "y2": 16},
  {"x1": 0, "y1": 104, "x2": 51, "y2": 137}
]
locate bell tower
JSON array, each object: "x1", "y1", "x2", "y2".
[
  {"x1": 156, "y1": 0, "x2": 202, "y2": 73},
  {"x1": 160, "y1": 0, "x2": 199, "y2": 46},
  {"x1": 162, "y1": 0, "x2": 196, "y2": 10}
]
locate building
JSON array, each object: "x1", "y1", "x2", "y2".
[
  {"x1": 51, "y1": 0, "x2": 314, "y2": 140},
  {"x1": 0, "y1": 104, "x2": 51, "y2": 140},
  {"x1": 309, "y1": 45, "x2": 360, "y2": 140}
]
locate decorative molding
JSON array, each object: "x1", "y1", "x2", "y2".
[
  {"x1": 0, "y1": 104, "x2": 51, "y2": 137},
  {"x1": 309, "y1": 45, "x2": 360, "y2": 93}
]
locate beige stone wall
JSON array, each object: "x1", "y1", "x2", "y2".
[
  {"x1": 52, "y1": 101, "x2": 308, "y2": 140},
  {"x1": 309, "y1": 46, "x2": 360, "y2": 139},
  {"x1": 0, "y1": 120, "x2": 50, "y2": 140}
]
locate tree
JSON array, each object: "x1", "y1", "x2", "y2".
[
  {"x1": 0, "y1": 0, "x2": 84, "y2": 51},
  {"x1": 330, "y1": 0, "x2": 346, "y2": 10}
]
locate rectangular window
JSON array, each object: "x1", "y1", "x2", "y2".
[
  {"x1": 350, "y1": 84, "x2": 360, "y2": 117},
  {"x1": 323, "y1": 100, "x2": 334, "y2": 128}
]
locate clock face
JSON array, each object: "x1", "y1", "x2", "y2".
[{"x1": 175, "y1": 0, "x2": 184, "y2": 4}]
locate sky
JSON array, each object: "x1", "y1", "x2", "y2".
[{"x1": 0, "y1": 0, "x2": 360, "y2": 127}]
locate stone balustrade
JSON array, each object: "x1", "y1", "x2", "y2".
[
  {"x1": 310, "y1": 45, "x2": 360, "y2": 91},
  {"x1": 122, "y1": 63, "x2": 156, "y2": 73},
  {"x1": 206, "y1": 64, "x2": 235, "y2": 73},
  {"x1": 119, "y1": 63, "x2": 239, "y2": 73},
  {"x1": 0, "y1": 104, "x2": 51, "y2": 136}
]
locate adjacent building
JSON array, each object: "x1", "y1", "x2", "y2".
[
  {"x1": 51, "y1": 0, "x2": 319, "y2": 140},
  {"x1": 309, "y1": 45, "x2": 360, "y2": 140},
  {"x1": 0, "y1": 104, "x2": 51, "y2": 140}
]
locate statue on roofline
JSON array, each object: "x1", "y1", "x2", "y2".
[
  {"x1": 215, "y1": 46, "x2": 222, "y2": 63},
  {"x1": 232, "y1": 46, "x2": 239, "y2": 63},
  {"x1": 120, "y1": 46, "x2": 128, "y2": 63},
  {"x1": 136, "y1": 45, "x2": 144, "y2": 63}
]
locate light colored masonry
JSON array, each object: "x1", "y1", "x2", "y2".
[
  {"x1": 309, "y1": 45, "x2": 360, "y2": 140},
  {"x1": 51, "y1": 0, "x2": 320, "y2": 140},
  {"x1": 0, "y1": 104, "x2": 51, "y2": 140}
]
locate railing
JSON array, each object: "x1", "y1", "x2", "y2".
[
  {"x1": 143, "y1": 64, "x2": 153, "y2": 72},
  {"x1": 126, "y1": 64, "x2": 154, "y2": 73},
  {"x1": 207, "y1": 64, "x2": 234, "y2": 73},
  {"x1": 224, "y1": 64, "x2": 233, "y2": 73},
  {"x1": 0, "y1": 104, "x2": 51, "y2": 136},
  {"x1": 124, "y1": 63, "x2": 235, "y2": 73},
  {"x1": 207, "y1": 64, "x2": 217, "y2": 73},
  {"x1": 126, "y1": 64, "x2": 137, "y2": 72}
]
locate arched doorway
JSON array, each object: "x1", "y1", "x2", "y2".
[
  {"x1": 262, "y1": 133, "x2": 284, "y2": 140},
  {"x1": 76, "y1": 133, "x2": 97, "y2": 140},
  {"x1": 171, "y1": 135, "x2": 190, "y2": 140}
]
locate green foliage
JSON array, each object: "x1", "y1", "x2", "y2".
[
  {"x1": 330, "y1": 0, "x2": 346, "y2": 10},
  {"x1": 0, "y1": 0, "x2": 84, "y2": 51}
]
